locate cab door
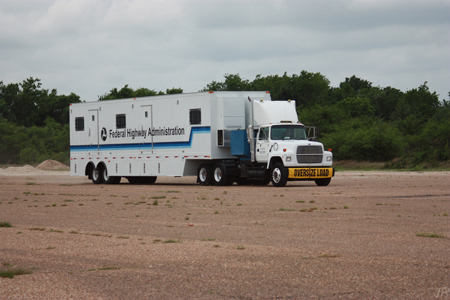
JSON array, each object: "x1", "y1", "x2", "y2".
[{"x1": 255, "y1": 127, "x2": 270, "y2": 163}]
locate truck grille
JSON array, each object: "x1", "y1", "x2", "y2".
[{"x1": 296, "y1": 146, "x2": 323, "y2": 163}]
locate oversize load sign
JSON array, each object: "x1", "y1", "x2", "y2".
[{"x1": 288, "y1": 168, "x2": 333, "y2": 179}]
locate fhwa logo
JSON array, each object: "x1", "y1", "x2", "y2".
[{"x1": 101, "y1": 127, "x2": 107, "y2": 141}]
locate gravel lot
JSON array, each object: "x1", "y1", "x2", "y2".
[{"x1": 0, "y1": 169, "x2": 449, "y2": 299}]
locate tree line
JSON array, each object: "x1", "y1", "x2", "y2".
[{"x1": 1, "y1": 73, "x2": 449, "y2": 168}]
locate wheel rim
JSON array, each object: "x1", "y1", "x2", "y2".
[
  {"x1": 103, "y1": 168, "x2": 109, "y2": 181},
  {"x1": 272, "y1": 168, "x2": 281, "y2": 183},
  {"x1": 199, "y1": 168, "x2": 208, "y2": 182},
  {"x1": 214, "y1": 167, "x2": 222, "y2": 183},
  {"x1": 92, "y1": 169, "x2": 99, "y2": 181}
]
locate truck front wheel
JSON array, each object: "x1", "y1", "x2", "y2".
[
  {"x1": 315, "y1": 178, "x2": 331, "y2": 186},
  {"x1": 271, "y1": 163, "x2": 288, "y2": 187},
  {"x1": 198, "y1": 164, "x2": 213, "y2": 186}
]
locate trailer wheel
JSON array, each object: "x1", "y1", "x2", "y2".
[
  {"x1": 213, "y1": 163, "x2": 229, "y2": 186},
  {"x1": 271, "y1": 163, "x2": 288, "y2": 187},
  {"x1": 91, "y1": 167, "x2": 103, "y2": 184},
  {"x1": 101, "y1": 166, "x2": 113, "y2": 184},
  {"x1": 198, "y1": 164, "x2": 213, "y2": 186},
  {"x1": 315, "y1": 178, "x2": 331, "y2": 186},
  {"x1": 127, "y1": 177, "x2": 141, "y2": 184},
  {"x1": 111, "y1": 176, "x2": 121, "y2": 184},
  {"x1": 142, "y1": 176, "x2": 157, "y2": 184}
]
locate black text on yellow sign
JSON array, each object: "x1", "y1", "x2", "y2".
[{"x1": 288, "y1": 168, "x2": 333, "y2": 179}]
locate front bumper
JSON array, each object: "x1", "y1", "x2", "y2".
[{"x1": 288, "y1": 167, "x2": 335, "y2": 179}]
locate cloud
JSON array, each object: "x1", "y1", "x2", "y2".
[{"x1": 0, "y1": 0, "x2": 449, "y2": 101}]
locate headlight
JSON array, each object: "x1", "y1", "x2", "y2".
[
  {"x1": 326, "y1": 155, "x2": 332, "y2": 161},
  {"x1": 286, "y1": 156, "x2": 292, "y2": 162}
]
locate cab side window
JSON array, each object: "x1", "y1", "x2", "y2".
[{"x1": 259, "y1": 127, "x2": 269, "y2": 140}]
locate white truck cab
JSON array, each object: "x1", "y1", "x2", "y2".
[{"x1": 253, "y1": 123, "x2": 333, "y2": 186}]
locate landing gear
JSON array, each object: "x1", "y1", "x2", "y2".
[{"x1": 127, "y1": 176, "x2": 157, "y2": 184}]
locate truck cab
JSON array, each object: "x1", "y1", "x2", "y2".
[{"x1": 252, "y1": 122, "x2": 333, "y2": 187}]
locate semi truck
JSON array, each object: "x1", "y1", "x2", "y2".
[{"x1": 69, "y1": 91, "x2": 334, "y2": 187}]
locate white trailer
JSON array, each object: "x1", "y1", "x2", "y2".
[{"x1": 70, "y1": 91, "x2": 334, "y2": 187}]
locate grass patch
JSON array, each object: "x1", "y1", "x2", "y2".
[
  {"x1": 88, "y1": 266, "x2": 121, "y2": 272},
  {"x1": 318, "y1": 254, "x2": 341, "y2": 258},
  {"x1": 237, "y1": 246, "x2": 245, "y2": 250},
  {"x1": 150, "y1": 196, "x2": 166, "y2": 199},
  {"x1": 163, "y1": 239, "x2": 181, "y2": 243},
  {"x1": 29, "y1": 228, "x2": 45, "y2": 231},
  {"x1": 279, "y1": 208, "x2": 295, "y2": 211},
  {"x1": 0, "y1": 222, "x2": 12, "y2": 228},
  {"x1": 415, "y1": 232, "x2": 447, "y2": 239},
  {"x1": 0, "y1": 269, "x2": 32, "y2": 278}
]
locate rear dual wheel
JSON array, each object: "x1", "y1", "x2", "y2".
[
  {"x1": 198, "y1": 163, "x2": 230, "y2": 186},
  {"x1": 198, "y1": 164, "x2": 213, "y2": 186},
  {"x1": 213, "y1": 163, "x2": 229, "y2": 186}
]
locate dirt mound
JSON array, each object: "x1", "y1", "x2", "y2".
[{"x1": 36, "y1": 159, "x2": 70, "y2": 170}]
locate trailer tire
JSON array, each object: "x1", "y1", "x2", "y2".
[
  {"x1": 127, "y1": 177, "x2": 141, "y2": 184},
  {"x1": 213, "y1": 163, "x2": 229, "y2": 186},
  {"x1": 315, "y1": 178, "x2": 331, "y2": 186},
  {"x1": 271, "y1": 163, "x2": 288, "y2": 187},
  {"x1": 91, "y1": 167, "x2": 103, "y2": 184},
  {"x1": 101, "y1": 166, "x2": 119, "y2": 184},
  {"x1": 110, "y1": 176, "x2": 121, "y2": 184},
  {"x1": 142, "y1": 176, "x2": 157, "y2": 184},
  {"x1": 198, "y1": 164, "x2": 213, "y2": 186}
]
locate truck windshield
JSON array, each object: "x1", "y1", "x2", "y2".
[{"x1": 271, "y1": 125, "x2": 307, "y2": 140}]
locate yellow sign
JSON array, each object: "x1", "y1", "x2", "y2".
[{"x1": 288, "y1": 168, "x2": 333, "y2": 179}]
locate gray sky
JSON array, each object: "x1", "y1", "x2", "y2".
[{"x1": 1, "y1": 0, "x2": 449, "y2": 102}]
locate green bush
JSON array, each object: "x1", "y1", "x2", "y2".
[{"x1": 323, "y1": 120, "x2": 405, "y2": 162}]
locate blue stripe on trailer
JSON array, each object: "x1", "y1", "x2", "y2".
[{"x1": 70, "y1": 126, "x2": 210, "y2": 152}]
